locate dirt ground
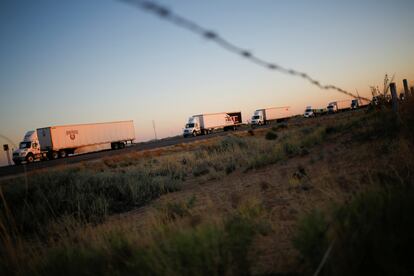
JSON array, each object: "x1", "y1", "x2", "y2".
[{"x1": 103, "y1": 113, "x2": 380, "y2": 274}]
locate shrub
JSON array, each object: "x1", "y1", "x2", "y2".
[
  {"x1": 294, "y1": 170, "x2": 414, "y2": 275},
  {"x1": 325, "y1": 126, "x2": 337, "y2": 134},
  {"x1": 265, "y1": 131, "x2": 278, "y2": 140},
  {"x1": 192, "y1": 162, "x2": 210, "y2": 177},
  {"x1": 272, "y1": 123, "x2": 288, "y2": 132},
  {"x1": 29, "y1": 205, "x2": 261, "y2": 276},
  {"x1": 293, "y1": 210, "x2": 329, "y2": 271},
  {"x1": 158, "y1": 196, "x2": 197, "y2": 221},
  {"x1": 283, "y1": 142, "x2": 299, "y2": 156},
  {"x1": 0, "y1": 168, "x2": 180, "y2": 237}
]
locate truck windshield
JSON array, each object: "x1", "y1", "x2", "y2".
[
  {"x1": 305, "y1": 109, "x2": 312, "y2": 112},
  {"x1": 252, "y1": 116, "x2": 260, "y2": 120},
  {"x1": 19, "y1": 142, "x2": 31, "y2": 149},
  {"x1": 186, "y1": 123, "x2": 194, "y2": 128}
]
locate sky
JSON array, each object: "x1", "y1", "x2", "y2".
[{"x1": 1, "y1": 0, "x2": 414, "y2": 166}]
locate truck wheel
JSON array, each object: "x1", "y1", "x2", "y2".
[
  {"x1": 26, "y1": 154, "x2": 34, "y2": 163},
  {"x1": 59, "y1": 150, "x2": 67, "y2": 158},
  {"x1": 51, "y1": 151, "x2": 59, "y2": 159},
  {"x1": 14, "y1": 160, "x2": 21, "y2": 166},
  {"x1": 192, "y1": 131, "x2": 197, "y2": 137}
]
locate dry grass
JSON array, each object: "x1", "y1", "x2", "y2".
[{"x1": 1, "y1": 103, "x2": 413, "y2": 275}]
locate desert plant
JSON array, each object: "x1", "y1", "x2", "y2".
[{"x1": 265, "y1": 131, "x2": 278, "y2": 140}]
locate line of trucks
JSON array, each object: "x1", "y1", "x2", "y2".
[
  {"x1": 11, "y1": 98, "x2": 368, "y2": 165},
  {"x1": 303, "y1": 98, "x2": 370, "y2": 117},
  {"x1": 182, "y1": 107, "x2": 291, "y2": 137},
  {"x1": 12, "y1": 107, "x2": 292, "y2": 165}
]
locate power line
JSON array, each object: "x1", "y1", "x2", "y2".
[{"x1": 119, "y1": 0, "x2": 370, "y2": 101}]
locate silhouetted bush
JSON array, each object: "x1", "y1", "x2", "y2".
[
  {"x1": 265, "y1": 131, "x2": 278, "y2": 140},
  {"x1": 294, "y1": 172, "x2": 414, "y2": 276}
]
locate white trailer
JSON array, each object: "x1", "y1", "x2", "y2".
[
  {"x1": 183, "y1": 112, "x2": 242, "y2": 137},
  {"x1": 251, "y1": 107, "x2": 291, "y2": 125},
  {"x1": 36, "y1": 120, "x2": 135, "y2": 160}
]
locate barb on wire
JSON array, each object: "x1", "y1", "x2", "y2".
[{"x1": 120, "y1": 0, "x2": 370, "y2": 101}]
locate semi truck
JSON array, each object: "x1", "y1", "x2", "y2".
[
  {"x1": 183, "y1": 112, "x2": 242, "y2": 137},
  {"x1": 251, "y1": 107, "x2": 291, "y2": 125},
  {"x1": 12, "y1": 120, "x2": 135, "y2": 164},
  {"x1": 327, "y1": 100, "x2": 352, "y2": 113},
  {"x1": 304, "y1": 106, "x2": 327, "y2": 118},
  {"x1": 303, "y1": 106, "x2": 314, "y2": 118},
  {"x1": 12, "y1": 131, "x2": 47, "y2": 165},
  {"x1": 351, "y1": 98, "x2": 371, "y2": 109}
]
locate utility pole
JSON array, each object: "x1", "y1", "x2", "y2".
[
  {"x1": 403, "y1": 79, "x2": 410, "y2": 98},
  {"x1": 389, "y1": 83, "x2": 398, "y2": 113},
  {"x1": 152, "y1": 120, "x2": 158, "y2": 140}
]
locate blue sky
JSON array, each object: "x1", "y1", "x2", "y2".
[{"x1": 0, "y1": 0, "x2": 413, "y2": 165}]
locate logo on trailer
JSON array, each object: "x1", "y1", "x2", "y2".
[{"x1": 66, "y1": 130, "x2": 78, "y2": 140}]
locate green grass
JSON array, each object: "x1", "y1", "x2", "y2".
[
  {"x1": 295, "y1": 184, "x2": 414, "y2": 275},
  {"x1": 1, "y1": 167, "x2": 181, "y2": 237},
  {"x1": 293, "y1": 146, "x2": 414, "y2": 276},
  {"x1": 2, "y1": 200, "x2": 264, "y2": 276}
]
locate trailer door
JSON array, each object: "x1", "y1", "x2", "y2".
[{"x1": 37, "y1": 127, "x2": 53, "y2": 151}]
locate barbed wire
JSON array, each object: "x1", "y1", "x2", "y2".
[{"x1": 119, "y1": 0, "x2": 370, "y2": 101}]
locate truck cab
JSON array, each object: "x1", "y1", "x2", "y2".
[
  {"x1": 183, "y1": 116, "x2": 201, "y2": 137},
  {"x1": 303, "y1": 106, "x2": 314, "y2": 118},
  {"x1": 327, "y1": 102, "x2": 337, "y2": 113},
  {"x1": 351, "y1": 99, "x2": 359, "y2": 109},
  {"x1": 12, "y1": 131, "x2": 44, "y2": 165},
  {"x1": 251, "y1": 110, "x2": 265, "y2": 125}
]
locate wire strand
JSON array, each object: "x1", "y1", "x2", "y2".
[{"x1": 119, "y1": 0, "x2": 370, "y2": 101}]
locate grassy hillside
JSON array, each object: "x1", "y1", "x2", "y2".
[{"x1": 1, "y1": 100, "x2": 413, "y2": 275}]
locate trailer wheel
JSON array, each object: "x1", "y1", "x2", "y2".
[
  {"x1": 112, "y1": 143, "x2": 119, "y2": 150},
  {"x1": 119, "y1": 142, "x2": 125, "y2": 149},
  {"x1": 14, "y1": 160, "x2": 21, "y2": 166},
  {"x1": 26, "y1": 154, "x2": 34, "y2": 163},
  {"x1": 59, "y1": 150, "x2": 67, "y2": 158},
  {"x1": 51, "y1": 151, "x2": 59, "y2": 159}
]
